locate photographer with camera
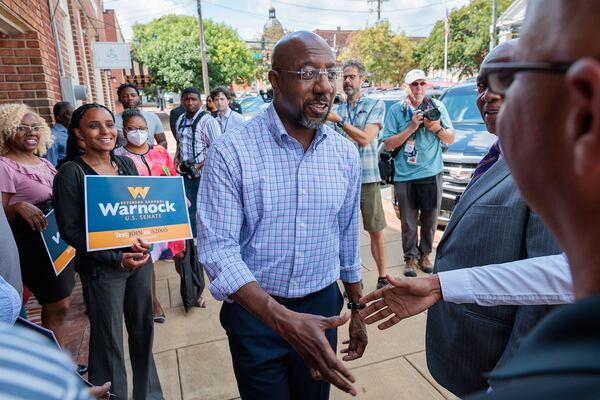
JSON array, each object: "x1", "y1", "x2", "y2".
[
  {"x1": 174, "y1": 87, "x2": 222, "y2": 237},
  {"x1": 381, "y1": 69, "x2": 454, "y2": 277}
]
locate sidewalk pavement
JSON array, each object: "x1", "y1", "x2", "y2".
[{"x1": 25, "y1": 109, "x2": 457, "y2": 399}]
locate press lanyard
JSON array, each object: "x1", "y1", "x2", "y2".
[
  {"x1": 346, "y1": 99, "x2": 361, "y2": 126},
  {"x1": 219, "y1": 114, "x2": 229, "y2": 133}
]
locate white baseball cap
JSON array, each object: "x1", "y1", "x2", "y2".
[{"x1": 405, "y1": 69, "x2": 427, "y2": 84}]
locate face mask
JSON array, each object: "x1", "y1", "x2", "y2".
[{"x1": 127, "y1": 129, "x2": 148, "y2": 146}]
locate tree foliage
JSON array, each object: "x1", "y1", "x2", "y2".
[
  {"x1": 131, "y1": 15, "x2": 255, "y2": 92},
  {"x1": 340, "y1": 21, "x2": 416, "y2": 86},
  {"x1": 413, "y1": 0, "x2": 513, "y2": 78}
]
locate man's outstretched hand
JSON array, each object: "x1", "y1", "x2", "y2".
[{"x1": 359, "y1": 275, "x2": 443, "y2": 330}]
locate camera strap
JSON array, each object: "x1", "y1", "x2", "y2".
[{"x1": 178, "y1": 109, "x2": 208, "y2": 161}]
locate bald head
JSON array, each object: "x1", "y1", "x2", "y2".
[
  {"x1": 517, "y1": 0, "x2": 600, "y2": 62},
  {"x1": 271, "y1": 31, "x2": 333, "y2": 70},
  {"x1": 482, "y1": 39, "x2": 517, "y2": 66}
]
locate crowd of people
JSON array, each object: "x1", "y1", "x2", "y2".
[{"x1": 1, "y1": 0, "x2": 600, "y2": 398}]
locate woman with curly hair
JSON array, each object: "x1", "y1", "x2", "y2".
[
  {"x1": 0, "y1": 104, "x2": 75, "y2": 345},
  {"x1": 53, "y1": 103, "x2": 163, "y2": 400}
]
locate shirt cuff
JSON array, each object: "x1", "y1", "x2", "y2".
[
  {"x1": 438, "y1": 269, "x2": 474, "y2": 304},
  {"x1": 340, "y1": 261, "x2": 362, "y2": 284},
  {"x1": 207, "y1": 261, "x2": 257, "y2": 303}
]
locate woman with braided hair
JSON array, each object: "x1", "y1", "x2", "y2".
[{"x1": 53, "y1": 103, "x2": 163, "y2": 400}]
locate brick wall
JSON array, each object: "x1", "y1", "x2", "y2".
[{"x1": 0, "y1": 0, "x2": 119, "y2": 122}]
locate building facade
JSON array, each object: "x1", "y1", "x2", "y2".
[{"x1": 0, "y1": 0, "x2": 125, "y2": 122}]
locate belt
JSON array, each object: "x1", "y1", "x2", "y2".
[{"x1": 271, "y1": 295, "x2": 306, "y2": 304}]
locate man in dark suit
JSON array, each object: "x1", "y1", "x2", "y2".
[
  {"x1": 465, "y1": 0, "x2": 600, "y2": 397},
  {"x1": 360, "y1": 39, "x2": 562, "y2": 397},
  {"x1": 424, "y1": 39, "x2": 562, "y2": 396}
]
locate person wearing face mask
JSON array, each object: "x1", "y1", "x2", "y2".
[
  {"x1": 114, "y1": 108, "x2": 184, "y2": 323},
  {"x1": 53, "y1": 104, "x2": 163, "y2": 400}
]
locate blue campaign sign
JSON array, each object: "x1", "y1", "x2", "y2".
[
  {"x1": 84, "y1": 175, "x2": 192, "y2": 251},
  {"x1": 40, "y1": 210, "x2": 75, "y2": 276}
]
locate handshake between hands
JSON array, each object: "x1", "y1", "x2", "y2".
[{"x1": 296, "y1": 275, "x2": 442, "y2": 397}]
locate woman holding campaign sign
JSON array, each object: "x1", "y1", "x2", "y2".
[
  {"x1": 53, "y1": 103, "x2": 163, "y2": 400},
  {"x1": 0, "y1": 104, "x2": 75, "y2": 346},
  {"x1": 114, "y1": 108, "x2": 185, "y2": 323}
]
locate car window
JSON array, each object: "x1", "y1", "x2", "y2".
[{"x1": 441, "y1": 89, "x2": 484, "y2": 125}]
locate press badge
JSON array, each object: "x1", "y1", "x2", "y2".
[
  {"x1": 404, "y1": 140, "x2": 416, "y2": 154},
  {"x1": 405, "y1": 140, "x2": 418, "y2": 165}
]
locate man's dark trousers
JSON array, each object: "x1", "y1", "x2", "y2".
[
  {"x1": 220, "y1": 283, "x2": 344, "y2": 400},
  {"x1": 184, "y1": 176, "x2": 200, "y2": 237}
]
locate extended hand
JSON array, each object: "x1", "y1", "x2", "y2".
[
  {"x1": 277, "y1": 311, "x2": 357, "y2": 396},
  {"x1": 340, "y1": 312, "x2": 368, "y2": 361},
  {"x1": 359, "y1": 275, "x2": 442, "y2": 330}
]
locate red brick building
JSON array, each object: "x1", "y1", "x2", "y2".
[{"x1": 0, "y1": 0, "x2": 125, "y2": 122}]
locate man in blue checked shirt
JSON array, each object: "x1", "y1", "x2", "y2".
[
  {"x1": 197, "y1": 31, "x2": 367, "y2": 399},
  {"x1": 327, "y1": 59, "x2": 389, "y2": 290}
]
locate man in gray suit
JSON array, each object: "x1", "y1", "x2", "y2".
[
  {"x1": 361, "y1": 39, "x2": 562, "y2": 397},
  {"x1": 423, "y1": 40, "x2": 561, "y2": 396}
]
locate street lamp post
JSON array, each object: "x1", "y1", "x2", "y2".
[{"x1": 196, "y1": 0, "x2": 210, "y2": 96}]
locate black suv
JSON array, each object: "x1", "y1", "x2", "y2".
[{"x1": 438, "y1": 83, "x2": 496, "y2": 226}]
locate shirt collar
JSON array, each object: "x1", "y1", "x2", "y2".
[
  {"x1": 53, "y1": 123, "x2": 67, "y2": 132},
  {"x1": 266, "y1": 103, "x2": 328, "y2": 148},
  {"x1": 218, "y1": 108, "x2": 232, "y2": 120}
]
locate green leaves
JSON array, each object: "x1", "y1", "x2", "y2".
[
  {"x1": 131, "y1": 15, "x2": 255, "y2": 92},
  {"x1": 341, "y1": 21, "x2": 416, "y2": 86},
  {"x1": 413, "y1": 0, "x2": 514, "y2": 79}
]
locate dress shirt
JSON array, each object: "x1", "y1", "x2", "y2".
[
  {"x1": 0, "y1": 276, "x2": 20, "y2": 324},
  {"x1": 439, "y1": 253, "x2": 573, "y2": 306},
  {"x1": 176, "y1": 111, "x2": 221, "y2": 165},
  {"x1": 45, "y1": 123, "x2": 68, "y2": 166},
  {"x1": 216, "y1": 108, "x2": 246, "y2": 134},
  {"x1": 197, "y1": 103, "x2": 362, "y2": 301},
  {"x1": 334, "y1": 96, "x2": 385, "y2": 184}
]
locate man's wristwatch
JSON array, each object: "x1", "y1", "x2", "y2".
[
  {"x1": 336, "y1": 117, "x2": 346, "y2": 128},
  {"x1": 434, "y1": 127, "x2": 444, "y2": 135},
  {"x1": 347, "y1": 302, "x2": 366, "y2": 311}
]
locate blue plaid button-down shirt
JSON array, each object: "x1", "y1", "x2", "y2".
[
  {"x1": 334, "y1": 96, "x2": 385, "y2": 184},
  {"x1": 197, "y1": 103, "x2": 362, "y2": 301}
]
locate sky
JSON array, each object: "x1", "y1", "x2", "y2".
[{"x1": 103, "y1": 0, "x2": 472, "y2": 42}]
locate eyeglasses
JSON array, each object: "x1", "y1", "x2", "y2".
[
  {"x1": 16, "y1": 125, "x2": 42, "y2": 134},
  {"x1": 410, "y1": 81, "x2": 427, "y2": 87},
  {"x1": 278, "y1": 68, "x2": 340, "y2": 82},
  {"x1": 481, "y1": 61, "x2": 572, "y2": 95}
]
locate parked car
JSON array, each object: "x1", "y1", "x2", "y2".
[
  {"x1": 438, "y1": 82, "x2": 496, "y2": 226},
  {"x1": 239, "y1": 95, "x2": 270, "y2": 121}
]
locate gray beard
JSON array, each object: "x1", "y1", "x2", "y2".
[
  {"x1": 298, "y1": 114, "x2": 326, "y2": 129},
  {"x1": 344, "y1": 87, "x2": 357, "y2": 97}
]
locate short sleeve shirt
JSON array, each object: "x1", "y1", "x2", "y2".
[
  {"x1": 115, "y1": 110, "x2": 165, "y2": 146},
  {"x1": 333, "y1": 97, "x2": 385, "y2": 184},
  {"x1": 380, "y1": 98, "x2": 453, "y2": 182},
  {"x1": 0, "y1": 157, "x2": 56, "y2": 205}
]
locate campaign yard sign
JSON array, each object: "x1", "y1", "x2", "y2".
[
  {"x1": 40, "y1": 210, "x2": 75, "y2": 276},
  {"x1": 84, "y1": 176, "x2": 192, "y2": 251}
]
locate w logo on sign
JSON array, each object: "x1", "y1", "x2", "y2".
[{"x1": 127, "y1": 186, "x2": 150, "y2": 199}]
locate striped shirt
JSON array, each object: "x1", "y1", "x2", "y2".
[
  {"x1": 197, "y1": 103, "x2": 362, "y2": 301},
  {"x1": 0, "y1": 322, "x2": 92, "y2": 400},
  {"x1": 175, "y1": 110, "x2": 222, "y2": 165},
  {"x1": 334, "y1": 96, "x2": 386, "y2": 184}
]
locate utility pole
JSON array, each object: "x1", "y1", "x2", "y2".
[
  {"x1": 490, "y1": 0, "x2": 498, "y2": 50},
  {"x1": 368, "y1": 0, "x2": 388, "y2": 22},
  {"x1": 196, "y1": 0, "x2": 210, "y2": 96}
]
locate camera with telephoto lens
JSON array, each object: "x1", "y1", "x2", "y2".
[
  {"x1": 422, "y1": 107, "x2": 441, "y2": 121},
  {"x1": 177, "y1": 159, "x2": 198, "y2": 178}
]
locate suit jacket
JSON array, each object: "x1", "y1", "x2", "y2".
[
  {"x1": 426, "y1": 156, "x2": 562, "y2": 396},
  {"x1": 466, "y1": 294, "x2": 600, "y2": 399}
]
